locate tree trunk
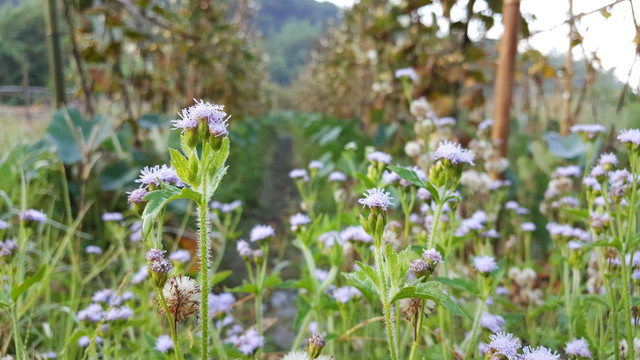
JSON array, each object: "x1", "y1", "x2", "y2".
[
  {"x1": 491, "y1": 0, "x2": 520, "y2": 157},
  {"x1": 44, "y1": 0, "x2": 66, "y2": 108}
]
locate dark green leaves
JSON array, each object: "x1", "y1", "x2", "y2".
[{"x1": 11, "y1": 265, "x2": 47, "y2": 302}]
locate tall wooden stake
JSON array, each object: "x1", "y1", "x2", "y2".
[
  {"x1": 44, "y1": 0, "x2": 66, "y2": 108},
  {"x1": 491, "y1": 0, "x2": 520, "y2": 157}
]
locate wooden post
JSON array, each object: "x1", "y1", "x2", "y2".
[
  {"x1": 44, "y1": 0, "x2": 66, "y2": 108},
  {"x1": 491, "y1": 0, "x2": 520, "y2": 157},
  {"x1": 560, "y1": 0, "x2": 574, "y2": 136}
]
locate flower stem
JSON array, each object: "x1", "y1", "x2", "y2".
[
  {"x1": 464, "y1": 297, "x2": 487, "y2": 360},
  {"x1": 427, "y1": 200, "x2": 445, "y2": 249},
  {"x1": 198, "y1": 203, "x2": 210, "y2": 360},
  {"x1": 409, "y1": 300, "x2": 427, "y2": 360}
]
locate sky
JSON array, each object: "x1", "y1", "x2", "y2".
[{"x1": 322, "y1": 0, "x2": 640, "y2": 87}]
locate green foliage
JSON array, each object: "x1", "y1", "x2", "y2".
[{"x1": 0, "y1": 0, "x2": 51, "y2": 88}]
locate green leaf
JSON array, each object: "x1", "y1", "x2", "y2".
[
  {"x1": 264, "y1": 272, "x2": 282, "y2": 287},
  {"x1": 294, "y1": 296, "x2": 311, "y2": 330},
  {"x1": 210, "y1": 270, "x2": 232, "y2": 287},
  {"x1": 560, "y1": 207, "x2": 589, "y2": 221},
  {"x1": 11, "y1": 265, "x2": 47, "y2": 301},
  {"x1": 391, "y1": 281, "x2": 467, "y2": 318},
  {"x1": 169, "y1": 148, "x2": 189, "y2": 183},
  {"x1": 46, "y1": 108, "x2": 112, "y2": 164},
  {"x1": 228, "y1": 280, "x2": 258, "y2": 294},
  {"x1": 0, "y1": 288, "x2": 11, "y2": 307},
  {"x1": 433, "y1": 276, "x2": 480, "y2": 297},
  {"x1": 544, "y1": 131, "x2": 585, "y2": 159},
  {"x1": 354, "y1": 172, "x2": 376, "y2": 189},
  {"x1": 388, "y1": 166, "x2": 426, "y2": 188},
  {"x1": 141, "y1": 185, "x2": 200, "y2": 239},
  {"x1": 343, "y1": 266, "x2": 380, "y2": 298}
]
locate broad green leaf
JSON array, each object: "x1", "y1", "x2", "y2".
[
  {"x1": 264, "y1": 272, "x2": 282, "y2": 287},
  {"x1": 141, "y1": 185, "x2": 200, "y2": 239},
  {"x1": 544, "y1": 131, "x2": 585, "y2": 159},
  {"x1": 228, "y1": 280, "x2": 258, "y2": 294},
  {"x1": 434, "y1": 276, "x2": 481, "y2": 297},
  {"x1": 343, "y1": 268, "x2": 379, "y2": 298},
  {"x1": 11, "y1": 265, "x2": 47, "y2": 301},
  {"x1": 391, "y1": 281, "x2": 467, "y2": 318},
  {"x1": 294, "y1": 296, "x2": 311, "y2": 330},
  {"x1": 353, "y1": 172, "x2": 376, "y2": 189},
  {"x1": 46, "y1": 108, "x2": 112, "y2": 164},
  {"x1": 387, "y1": 166, "x2": 426, "y2": 188},
  {"x1": 169, "y1": 148, "x2": 189, "y2": 183},
  {"x1": 210, "y1": 270, "x2": 232, "y2": 288}
]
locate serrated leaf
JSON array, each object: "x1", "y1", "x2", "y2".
[
  {"x1": 11, "y1": 265, "x2": 47, "y2": 301},
  {"x1": 433, "y1": 276, "x2": 480, "y2": 297},
  {"x1": 169, "y1": 148, "x2": 189, "y2": 182},
  {"x1": 264, "y1": 272, "x2": 282, "y2": 287},
  {"x1": 141, "y1": 185, "x2": 200, "y2": 240},
  {"x1": 388, "y1": 166, "x2": 426, "y2": 188},
  {"x1": 343, "y1": 269, "x2": 379, "y2": 298}
]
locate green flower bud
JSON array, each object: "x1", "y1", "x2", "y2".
[{"x1": 308, "y1": 334, "x2": 326, "y2": 359}]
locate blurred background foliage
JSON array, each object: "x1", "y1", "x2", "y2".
[{"x1": 0, "y1": 0, "x2": 639, "y2": 233}]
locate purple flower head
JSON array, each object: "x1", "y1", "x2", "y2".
[
  {"x1": 78, "y1": 336, "x2": 91, "y2": 347},
  {"x1": 92, "y1": 289, "x2": 116, "y2": 304},
  {"x1": 289, "y1": 169, "x2": 309, "y2": 182},
  {"x1": 474, "y1": 255, "x2": 498, "y2": 273},
  {"x1": 382, "y1": 170, "x2": 401, "y2": 184},
  {"x1": 417, "y1": 187, "x2": 430, "y2": 201},
  {"x1": 290, "y1": 213, "x2": 311, "y2": 227},
  {"x1": 328, "y1": 171, "x2": 347, "y2": 182},
  {"x1": 308, "y1": 160, "x2": 324, "y2": 170},
  {"x1": 319, "y1": 231, "x2": 343, "y2": 247},
  {"x1": 101, "y1": 212, "x2": 123, "y2": 222},
  {"x1": 367, "y1": 151, "x2": 392, "y2": 164},
  {"x1": 77, "y1": 303, "x2": 105, "y2": 322},
  {"x1": 340, "y1": 225, "x2": 373, "y2": 243},
  {"x1": 618, "y1": 129, "x2": 640, "y2": 145},
  {"x1": 582, "y1": 177, "x2": 601, "y2": 191},
  {"x1": 235, "y1": 329, "x2": 264, "y2": 355},
  {"x1": 599, "y1": 152, "x2": 618, "y2": 167},
  {"x1": 169, "y1": 249, "x2": 191, "y2": 263},
  {"x1": 609, "y1": 169, "x2": 632, "y2": 187},
  {"x1": 149, "y1": 258, "x2": 173, "y2": 274},
  {"x1": 19, "y1": 209, "x2": 47, "y2": 223},
  {"x1": 155, "y1": 335, "x2": 174, "y2": 353},
  {"x1": 434, "y1": 117, "x2": 456, "y2": 127},
  {"x1": 250, "y1": 224, "x2": 274, "y2": 242},
  {"x1": 236, "y1": 239, "x2": 253, "y2": 257},
  {"x1": 131, "y1": 265, "x2": 148, "y2": 284},
  {"x1": 40, "y1": 351, "x2": 57, "y2": 359},
  {"x1": 127, "y1": 188, "x2": 147, "y2": 203},
  {"x1": 478, "y1": 119, "x2": 493, "y2": 131},
  {"x1": 146, "y1": 249, "x2": 166, "y2": 262},
  {"x1": 568, "y1": 240, "x2": 583, "y2": 250},
  {"x1": 135, "y1": 165, "x2": 182, "y2": 187},
  {"x1": 209, "y1": 292, "x2": 235, "y2": 317},
  {"x1": 480, "y1": 312, "x2": 505, "y2": 332},
  {"x1": 0, "y1": 219, "x2": 9, "y2": 230},
  {"x1": 333, "y1": 286, "x2": 361, "y2": 303},
  {"x1": 434, "y1": 141, "x2": 475, "y2": 166},
  {"x1": 552, "y1": 165, "x2": 581, "y2": 178},
  {"x1": 105, "y1": 306, "x2": 133, "y2": 321},
  {"x1": 395, "y1": 67, "x2": 418, "y2": 81},
  {"x1": 220, "y1": 200, "x2": 242, "y2": 213},
  {"x1": 521, "y1": 345, "x2": 560, "y2": 360},
  {"x1": 422, "y1": 248, "x2": 443, "y2": 264},
  {"x1": 565, "y1": 337, "x2": 592, "y2": 358},
  {"x1": 521, "y1": 222, "x2": 536, "y2": 232},
  {"x1": 505, "y1": 201, "x2": 519, "y2": 210},
  {"x1": 481, "y1": 229, "x2": 500, "y2": 239},
  {"x1": 171, "y1": 107, "x2": 198, "y2": 133},
  {"x1": 570, "y1": 124, "x2": 606, "y2": 138},
  {"x1": 488, "y1": 332, "x2": 521, "y2": 360},
  {"x1": 359, "y1": 187, "x2": 393, "y2": 211},
  {"x1": 187, "y1": 99, "x2": 230, "y2": 136}
]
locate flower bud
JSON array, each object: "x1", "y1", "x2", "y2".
[
  {"x1": 308, "y1": 334, "x2": 326, "y2": 359},
  {"x1": 128, "y1": 188, "x2": 148, "y2": 216}
]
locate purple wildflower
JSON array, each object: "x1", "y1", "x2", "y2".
[
  {"x1": 474, "y1": 255, "x2": 498, "y2": 273},
  {"x1": 358, "y1": 188, "x2": 393, "y2": 210},
  {"x1": 250, "y1": 225, "x2": 275, "y2": 242},
  {"x1": 19, "y1": 209, "x2": 47, "y2": 223},
  {"x1": 154, "y1": 335, "x2": 174, "y2": 353},
  {"x1": 434, "y1": 141, "x2": 475, "y2": 166}
]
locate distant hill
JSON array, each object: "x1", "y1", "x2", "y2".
[{"x1": 254, "y1": 0, "x2": 340, "y2": 85}]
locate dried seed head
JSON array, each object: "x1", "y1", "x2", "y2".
[{"x1": 159, "y1": 275, "x2": 201, "y2": 322}]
